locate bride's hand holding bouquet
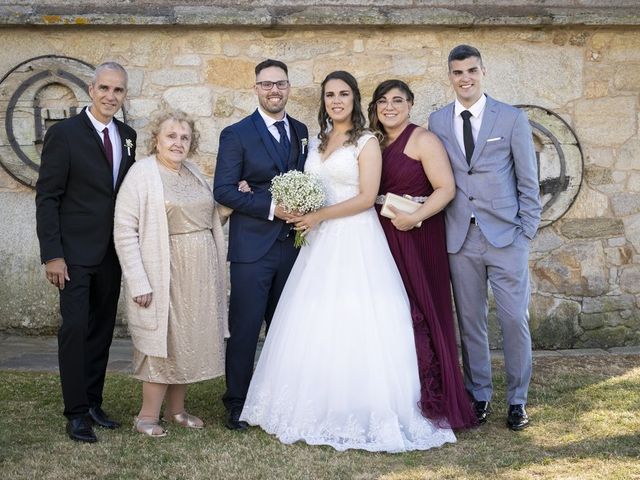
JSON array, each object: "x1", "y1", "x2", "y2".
[{"x1": 269, "y1": 170, "x2": 325, "y2": 247}]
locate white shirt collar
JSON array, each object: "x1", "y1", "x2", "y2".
[
  {"x1": 85, "y1": 106, "x2": 115, "y2": 133},
  {"x1": 454, "y1": 93, "x2": 486, "y2": 118},
  {"x1": 257, "y1": 107, "x2": 288, "y2": 128}
]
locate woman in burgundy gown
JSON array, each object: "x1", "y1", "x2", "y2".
[{"x1": 368, "y1": 80, "x2": 477, "y2": 430}]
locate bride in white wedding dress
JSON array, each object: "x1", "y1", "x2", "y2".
[{"x1": 240, "y1": 71, "x2": 456, "y2": 452}]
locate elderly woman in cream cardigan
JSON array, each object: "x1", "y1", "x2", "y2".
[{"x1": 114, "y1": 109, "x2": 228, "y2": 437}]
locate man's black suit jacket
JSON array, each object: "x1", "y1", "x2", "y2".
[{"x1": 36, "y1": 108, "x2": 137, "y2": 266}]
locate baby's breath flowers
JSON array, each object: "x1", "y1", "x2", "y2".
[{"x1": 270, "y1": 170, "x2": 326, "y2": 247}]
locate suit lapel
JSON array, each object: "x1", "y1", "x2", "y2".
[
  {"x1": 81, "y1": 108, "x2": 110, "y2": 163},
  {"x1": 251, "y1": 110, "x2": 285, "y2": 172},
  {"x1": 470, "y1": 95, "x2": 499, "y2": 166},
  {"x1": 288, "y1": 116, "x2": 305, "y2": 171},
  {"x1": 114, "y1": 119, "x2": 133, "y2": 188},
  {"x1": 445, "y1": 103, "x2": 467, "y2": 166}
]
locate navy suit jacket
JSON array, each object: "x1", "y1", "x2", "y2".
[{"x1": 214, "y1": 109, "x2": 309, "y2": 263}]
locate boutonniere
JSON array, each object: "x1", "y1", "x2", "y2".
[
  {"x1": 124, "y1": 138, "x2": 134, "y2": 156},
  {"x1": 301, "y1": 138, "x2": 308, "y2": 155}
]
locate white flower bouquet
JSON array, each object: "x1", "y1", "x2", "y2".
[{"x1": 270, "y1": 170, "x2": 326, "y2": 247}]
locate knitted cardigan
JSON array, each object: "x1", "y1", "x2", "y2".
[{"x1": 114, "y1": 155, "x2": 228, "y2": 358}]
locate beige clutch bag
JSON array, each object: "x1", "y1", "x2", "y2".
[{"x1": 380, "y1": 193, "x2": 423, "y2": 228}]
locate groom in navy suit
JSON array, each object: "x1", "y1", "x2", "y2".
[{"x1": 214, "y1": 59, "x2": 309, "y2": 430}]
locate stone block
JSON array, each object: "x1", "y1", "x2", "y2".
[
  {"x1": 529, "y1": 295, "x2": 581, "y2": 349},
  {"x1": 605, "y1": 245, "x2": 634, "y2": 266},
  {"x1": 530, "y1": 227, "x2": 564, "y2": 254},
  {"x1": 613, "y1": 63, "x2": 640, "y2": 91},
  {"x1": 206, "y1": 57, "x2": 255, "y2": 89},
  {"x1": 584, "y1": 146, "x2": 614, "y2": 168},
  {"x1": 126, "y1": 68, "x2": 145, "y2": 97},
  {"x1": 213, "y1": 96, "x2": 235, "y2": 118},
  {"x1": 174, "y1": 54, "x2": 202, "y2": 66},
  {"x1": 578, "y1": 326, "x2": 629, "y2": 349},
  {"x1": 574, "y1": 97, "x2": 636, "y2": 146},
  {"x1": 532, "y1": 241, "x2": 607, "y2": 296},
  {"x1": 184, "y1": 32, "x2": 223, "y2": 55},
  {"x1": 579, "y1": 312, "x2": 606, "y2": 330},
  {"x1": 623, "y1": 213, "x2": 640, "y2": 253},
  {"x1": 601, "y1": 33, "x2": 640, "y2": 63},
  {"x1": 616, "y1": 138, "x2": 640, "y2": 171},
  {"x1": 150, "y1": 69, "x2": 199, "y2": 87},
  {"x1": 608, "y1": 236, "x2": 627, "y2": 247},
  {"x1": 127, "y1": 98, "x2": 158, "y2": 119},
  {"x1": 619, "y1": 264, "x2": 640, "y2": 294},
  {"x1": 611, "y1": 192, "x2": 640, "y2": 217},
  {"x1": 628, "y1": 173, "x2": 640, "y2": 192},
  {"x1": 562, "y1": 187, "x2": 609, "y2": 219},
  {"x1": 287, "y1": 61, "x2": 314, "y2": 87},
  {"x1": 162, "y1": 86, "x2": 212, "y2": 117},
  {"x1": 480, "y1": 42, "x2": 583, "y2": 107},
  {"x1": 560, "y1": 218, "x2": 624, "y2": 238},
  {"x1": 585, "y1": 165, "x2": 613, "y2": 186},
  {"x1": 194, "y1": 117, "x2": 218, "y2": 159},
  {"x1": 582, "y1": 294, "x2": 636, "y2": 314}
]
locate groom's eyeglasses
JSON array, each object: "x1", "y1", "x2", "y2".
[{"x1": 256, "y1": 80, "x2": 290, "y2": 90}]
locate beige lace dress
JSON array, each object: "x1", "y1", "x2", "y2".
[{"x1": 132, "y1": 164, "x2": 225, "y2": 383}]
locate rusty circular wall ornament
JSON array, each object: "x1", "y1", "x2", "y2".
[
  {"x1": 0, "y1": 55, "x2": 126, "y2": 188},
  {"x1": 516, "y1": 105, "x2": 583, "y2": 228}
]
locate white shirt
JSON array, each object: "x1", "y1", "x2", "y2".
[
  {"x1": 257, "y1": 107, "x2": 290, "y2": 143},
  {"x1": 85, "y1": 107, "x2": 122, "y2": 188},
  {"x1": 454, "y1": 94, "x2": 486, "y2": 223},
  {"x1": 453, "y1": 93, "x2": 486, "y2": 160},
  {"x1": 257, "y1": 108, "x2": 290, "y2": 220}
]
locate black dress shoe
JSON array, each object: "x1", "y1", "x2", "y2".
[
  {"x1": 89, "y1": 406, "x2": 121, "y2": 429},
  {"x1": 66, "y1": 416, "x2": 97, "y2": 443},
  {"x1": 507, "y1": 404, "x2": 529, "y2": 431},
  {"x1": 473, "y1": 400, "x2": 492, "y2": 424},
  {"x1": 225, "y1": 407, "x2": 249, "y2": 431}
]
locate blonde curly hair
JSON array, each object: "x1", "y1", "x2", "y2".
[{"x1": 147, "y1": 108, "x2": 200, "y2": 156}]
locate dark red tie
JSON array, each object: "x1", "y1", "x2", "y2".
[{"x1": 102, "y1": 127, "x2": 113, "y2": 169}]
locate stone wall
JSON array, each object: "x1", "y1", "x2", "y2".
[{"x1": 0, "y1": 2, "x2": 638, "y2": 348}]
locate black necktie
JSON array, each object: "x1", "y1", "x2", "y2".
[
  {"x1": 460, "y1": 110, "x2": 474, "y2": 165},
  {"x1": 274, "y1": 121, "x2": 291, "y2": 167}
]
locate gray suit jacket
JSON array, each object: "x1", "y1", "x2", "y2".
[{"x1": 429, "y1": 95, "x2": 541, "y2": 254}]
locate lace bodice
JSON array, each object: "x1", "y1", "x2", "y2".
[{"x1": 305, "y1": 133, "x2": 376, "y2": 206}]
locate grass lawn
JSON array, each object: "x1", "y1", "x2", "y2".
[{"x1": 1, "y1": 354, "x2": 639, "y2": 480}]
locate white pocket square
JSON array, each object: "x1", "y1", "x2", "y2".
[{"x1": 487, "y1": 137, "x2": 503, "y2": 142}]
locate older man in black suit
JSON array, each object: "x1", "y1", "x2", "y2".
[{"x1": 36, "y1": 61, "x2": 136, "y2": 443}]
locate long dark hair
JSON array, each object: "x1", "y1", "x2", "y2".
[
  {"x1": 367, "y1": 79, "x2": 415, "y2": 146},
  {"x1": 317, "y1": 70, "x2": 367, "y2": 153}
]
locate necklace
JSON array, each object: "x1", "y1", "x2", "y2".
[{"x1": 156, "y1": 156, "x2": 184, "y2": 175}]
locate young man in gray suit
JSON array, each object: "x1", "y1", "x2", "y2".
[{"x1": 429, "y1": 45, "x2": 541, "y2": 431}]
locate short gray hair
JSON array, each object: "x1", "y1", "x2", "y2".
[{"x1": 91, "y1": 62, "x2": 128, "y2": 87}]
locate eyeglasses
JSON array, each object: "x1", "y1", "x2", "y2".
[
  {"x1": 376, "y1": 97, "x2": 409, "y2": 107},
  {"x1": 256, "y1": 80, "x2": 290, "y2": 90}
]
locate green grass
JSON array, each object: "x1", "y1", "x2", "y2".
[{"x1": 1, "y1": 355, "x2": 639, "y2": 479}]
